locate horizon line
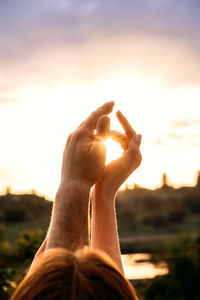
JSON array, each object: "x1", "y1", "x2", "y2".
[{"x1": 1, "y1": 171, "x2": 199, "y2": 201}]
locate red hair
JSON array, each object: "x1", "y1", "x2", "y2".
[{"x1": 11, "y1": 247, "x2": 138, "y2": 300}]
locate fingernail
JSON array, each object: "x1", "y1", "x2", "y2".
[
  {"x1": 135, "y1": 134, "x2": 142, "y2": 143},
  {"x1": 116, "y1": 110, "x2": 122, "y2": 115}
]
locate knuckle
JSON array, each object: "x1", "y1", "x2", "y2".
[
  {"x1": 131, "y1": 146, "x2": 138, "y2": 156},
  {"x1": 136, "y1": 152, "x2": 142, "y2": 165},
  {"x1": 67, "y1": 133, "x2": 73, "y2": 143},
  {"x1": 73, "y1": 128, "x2": 87, "y2": 141},
  {"x1": 121, "y1": 141, "x2": 128, "y2": 150},
  {"x1": 89, "y1": 110, "x2": 95, "y2": 118},
  {"x1": 76, "y1": 128, "x2": 86, "y2": 139},
  {"x1": 130, "y1": 147, "x2": 142, "y2": 165},
  {"x1": 138, "y1": 150, "x2": 142, "y2": 160}
]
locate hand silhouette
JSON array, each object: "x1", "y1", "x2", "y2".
[
  {"x1": 95, "y1": 110, "x2": 142, "y2": 197},
  {"x1": 61, "y1": 101, "x2": 114, "y2": 189}
]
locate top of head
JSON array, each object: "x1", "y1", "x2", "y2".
[{"x1": 11, "y1": 247, "x2": 138, "y2": 300}]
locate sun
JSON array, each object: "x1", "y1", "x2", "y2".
[{"x1": 105, "y1": 138, "x2": 123, "y2": 164}]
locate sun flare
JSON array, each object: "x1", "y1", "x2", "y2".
[
  {"x1": 0, "y1": 77, "x2": 199, "y2": 198},
  {"x1": 105, "y1": 138, "x2": 123, "y2": 164}
]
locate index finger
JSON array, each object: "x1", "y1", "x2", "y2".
[
  {"x1": 116, "y1": 110, "x2": 136, "y2": 139},
  {"x1": 82, "y1": 101, "x2": 114, "y2": 131}
]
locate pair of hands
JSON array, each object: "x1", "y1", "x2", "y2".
[
  {"x1": 61, "y1": 101, "x2": 142, "y2": 197},
  {"x1": 28, "y1": 101, "x2": 142, "y2": 275}
]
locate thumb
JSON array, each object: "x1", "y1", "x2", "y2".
[
  {"x1": 96, "y1": 115, "x2": 110, "y2": 142},
  {"x1": 90, "y1": 115, "x2": 110, "y2": 158},
  {"x1": 123, "y1": 134, "x2": 142, "y2": 166}
]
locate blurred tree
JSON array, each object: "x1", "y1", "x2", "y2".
[
  {"x1": 195, "y1": 170, "x2": 200, "y2": 187},
  {"x1": 5, "y1": 186, "x2": 11, "y2": 195},
  {"x1": 4, "y1": 207, "x2": 28, "y2": 223},
  {"x1": 14, "y1": 231, "x2": 43, "y2": 261},
  {"x1": 143, "y1": 213, "x2": 169, "y2": 228},
  {"x1": 141, "y1": 232, "x2": 200, "y2": 300},
  {"x1": 162, "y1": 173, "x2": 169, "y2": 187},
  {"x1": 0, "y1": 226, "x2": 43, "y2": 299},
  {"x1": 167, "y1": 208, "x2": 187, "y2": 224}
]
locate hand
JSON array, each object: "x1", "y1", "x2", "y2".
[
  {"x1": 60, "y1": 101, "x2": 114, "y2": 189},
  {"x1": 95, "y1": 111, "x2": 142, "y2": 197},
  {"x1": 46, "y1": 102, "x2": 113, "y2": 251}
]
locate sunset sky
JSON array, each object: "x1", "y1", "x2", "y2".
[{"x1": 0, "y1": 0, "x2": 200, "y2": 198}]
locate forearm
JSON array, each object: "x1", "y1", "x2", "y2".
[
  {"x1": 46, "y1": 182, "x2": 90, "y2": 251},
  {"x1": 91, "y1": 187, "x2": 124, "y2": 274}
]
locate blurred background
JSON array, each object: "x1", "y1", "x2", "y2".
[{"x1": 0, "y1": 1, "x2": 200, "y2": 299}]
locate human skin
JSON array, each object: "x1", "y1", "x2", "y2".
[
  {"x1": 91, "y1": 111, "x2": 142, "y2": 274},
  {"x1": 27, "y1": 239, "x2": 47, "y2": 276},
  {"x1": 46, "y1": 101, "x2": 114, "y2": 251},
  {"x1": 28, "y1": 104, "x2": 142, "y2": 277}
]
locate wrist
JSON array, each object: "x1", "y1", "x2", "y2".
[
  {"x1": 47, "y1": 179, "x2": 90, "y2": 251},
  {"x1": 58, "y1": 178, "x2": 91, "y2": 199},
  {"x1": 94, "y1": 180, "x2": 117, "y2": 200},
  {"x1": 93, "y1": 185, "x2": 117, "y2": 211},
  {"x1": 55, "y1": 179, "x2": 91, "y2": 212}
]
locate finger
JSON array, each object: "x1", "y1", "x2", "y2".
[
  {"x1": 134, "y1": 134, "x2": 142, "y2": 146},
  {"x1": 111, "y1": 134, "x2": 142, "y2": 179},
  {"x1": 116, "y1": 111, "x2": 136, "y2": 139},
  {"x1": 110, "y1": 130, "x2": 126, "y2": 143},
  {"x1": 125, "y1": 134, "x2": 142, "y2": 159},
  {"x1": 110, "y1": 130, "x2": 128, "y2": 150},
  {"x1": 82, "y1": 101, "x2": 114, "y2": 131},
  {"x1": 96, "y1": 115, "x2": 110, "y2": 141}
]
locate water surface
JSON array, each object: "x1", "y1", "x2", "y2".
[{"x1": 122, "y1": 253, "x2": 168, "y2": 280}]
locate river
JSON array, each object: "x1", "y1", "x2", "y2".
[{"x1": 122, "y1": 253, "x2": 168, "y2": 280}]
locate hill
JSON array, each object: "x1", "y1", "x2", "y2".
[{"x1": 0, "y1": 172, "x2": 200, "y2": 250}]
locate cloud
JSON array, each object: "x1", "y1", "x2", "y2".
[
  {"x1": 0, "y1": 0, "x2": 200, "y2": 90},
  {"x1": 1, "y1": 0, "x2": 200, "y2": 59},
  {"x1": 171, "y1": 119, "x2": 200, "y2": 128},
  {"x1": 41, "y1": 0, "x2": 200, "y2": 43},
  {"x1": 0, "y1": 85, "x2": 20, "y2": 103},
  {"x1": 155, "y1": 133, "x2": 200, "y2": 146},
  {"x1": 155, "y1": 117, "x2": 200, "y2": 146}
]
